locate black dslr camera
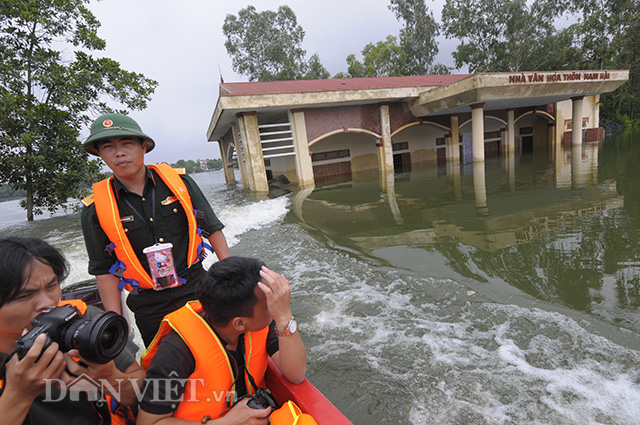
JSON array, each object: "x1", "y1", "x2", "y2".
[
  {"x1": 14, "y1": 304, "x2": 128, "y2": 364},
  {"x1": 246, "y1": 387, "x2": 279, "y2": 410}
]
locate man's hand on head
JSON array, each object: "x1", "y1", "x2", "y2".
[{"x1": 257, "y1": 266, "x2": 293, "y2": 327}]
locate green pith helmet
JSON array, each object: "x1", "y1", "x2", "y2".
[{"x1": 83, "y1": 113, "x2": 155, "y2": 156}]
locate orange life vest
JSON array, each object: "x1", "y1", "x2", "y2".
[
  {"x1": 142, "y1": 301, "x2": 270, "y2": 420},
  {"x1": 90, "y1": 163, "x2": 202, "y2": 291}
]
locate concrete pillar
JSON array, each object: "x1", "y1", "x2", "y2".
[
  {"x1": 506, "y1": 148, "x2": 516, "y2": 192},
  {"x1": 289, "y1": 109, "x2": 315, "y2": 189},
  {"x1": 593, "y1": 94, "x2": 600, "y2": 127},
  {"x1": 219, "y1": 137, "x2": 236, "y2": 185},
  {"x1": 293, "y1": 187, "x2": 314, "y2": 224},
  {"x1": 240, "y1": 112, "x2": 269, "y2": 192},
  {"x1": 554, "y1": 127, "x2": 570, "y2": 189},
  {"x1": 471, "y1": 103, "x2": 485, "y2": 162},
  {"x1": 507, "y1": 109, "x2": 515, "y2": 155},
  {"x1": 571, "y1": 143, "x2": 585, "y2": 189},
  {"x1": 588, "y1": 141, "x2": 599, "y2": 184},
  {"x1": 446, "y1": 160, "x2": 462, "y2": 201},
  {"x1": 379, "y1": 103, "x2": 395, "y2": 192},
  {"x1": 385, "y1": 189, "x2": 404, "y2": 226},
  {"x1": 473, "y1": 161, "x2": 488, "y2": 216},
  {"x1": 548, "y1": 123, "x2": 556, "y2": 162},
  {"x1": 571, "y1": 96, "x2": 584, "y2": 146},
  {"x1": 233, "y1": 120, "x2": 250, "y2": 189},
  {"x1": 447, "y1": 115, "x2": 460, "y2": 163}
]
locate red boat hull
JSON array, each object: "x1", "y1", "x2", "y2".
[{"x1": 266, "y1": 358, "x2": 352, "y2": 425}]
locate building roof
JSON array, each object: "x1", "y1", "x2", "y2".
[{"x1": 219, "y1": 74, "x2": 472, "y2": 96}]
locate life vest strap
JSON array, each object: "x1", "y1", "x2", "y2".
[
  {"x1": 109, "y1": 260, "x2": 141, "y2": 292},
  {"x1": 193, "y1": 209, "x2": 212, "y2": 258},
  {"x1": 109, "y1": 396, "x2": 137, "y2": 425},
  {"x1": 197, "y1": 239, "x2": 213, "y2": 259}
]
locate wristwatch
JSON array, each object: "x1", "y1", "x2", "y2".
[{"x1": 275, "y1": 317, "x2": 297, "y2": 337}]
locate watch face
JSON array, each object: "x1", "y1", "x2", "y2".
[{"x1": 289, "y1": 319, "x2": 297, "y2": 334}]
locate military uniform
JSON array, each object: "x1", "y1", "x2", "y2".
[{"x1": 81, "y1": 167, "x2": 225, "y2": 346}]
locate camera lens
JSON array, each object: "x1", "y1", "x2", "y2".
[
  {"x1": 63, "y1": 311, "x2": 128, "y2": 364},
  {"x1": 100, "y1": 325, "x2": 118, "y2": 349}
]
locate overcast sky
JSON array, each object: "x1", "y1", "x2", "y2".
[{"x1": 88, "y1": 0, "x2": 454, "y2": 163}]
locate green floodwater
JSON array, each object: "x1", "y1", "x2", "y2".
[
  {"x1": 2, "y1": 129, "x2": 640, "y2": 424},
  {"x1": 298, "y1": 130, "x2": 640, "y2": 339}
]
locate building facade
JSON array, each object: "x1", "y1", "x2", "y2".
[{"x1": 206, "y1": 71, "x2": 628, "y2": 192}]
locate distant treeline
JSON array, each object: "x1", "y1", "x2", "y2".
[
  {"x1": 0, "y1": 184, "x2": 26, "y2": 201},
  {"x1": 170, "y1": 158, "x2": 224, "y2": 174}
]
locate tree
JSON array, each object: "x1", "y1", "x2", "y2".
[
  {"x1": 388, "y1": 0, "x2": 440, "y2": 75},
  {"x1": 304, "y1": 53, "x2": 330, "y2": 80},
  {"x1": 340, "y1": 0, "x2": 447, "y2": 78},
  {"x1": 345, "y1": 36, "x2": 408, "y2": 78},
  {"x1": 0, "y1": 0, "x2": 157, "y2": 221},
  {"x1": 223, "y1": 5, "x2": 309, "y2": 81},
  {"x1": 441, "y1": 0, "x2": 574, "y2": 72},
  {"x1": 570, "y1": 0, "x2": 640, "y2": 123},
  {"x1": 206, "y1": 158, "x2": 223, "y2": 171}
]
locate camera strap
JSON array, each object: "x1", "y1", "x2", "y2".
[{"x1": 224, "y1": 346, "x2": 266, "y2": 409}]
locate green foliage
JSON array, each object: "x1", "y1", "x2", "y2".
[
  {"x1": 388, "y1": 0, "x2": 440, "y2": 75},
  {"x1": 304, "y1": 53, "x2": 330, "y2": 80},
  {"x1": 345, "y1": 36, "x2": 407, "y2": 78},
  {"x1": 223, "y1": 5, "x2": 311, "y2": 81},
  {"x1": 0, "y1": 0, "x2": 157, "y2": 220},
  {"x1": 0, "y1": 183, "x2": 26, "y2": 201},
  {"x1": 441, "y1": 0, "x2": 574, "y2": 72},
  {"x1": 171, "y1": 159, "x2": 223, "y2": 174},
  {"x1": 207, "y1": 158, "x2": 223, "y2": 170},
  {"x1": 342, "y1": 0, "x2": 447, "y2": 78},
  {"x1": 575, "y1": 0, "x2": 640, "y2": 123}
]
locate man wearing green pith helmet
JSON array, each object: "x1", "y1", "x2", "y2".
[{"x1": 80, "y1": 113, "x2": 230, "y2": 346}]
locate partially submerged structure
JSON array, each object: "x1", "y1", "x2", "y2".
[{"x1": 206, "y1": 70, "x2": 629, "y2": 192}]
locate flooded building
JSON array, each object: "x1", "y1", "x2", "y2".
[{"x1": 206, "y1": 70, "x2": 629, "y2": 192}]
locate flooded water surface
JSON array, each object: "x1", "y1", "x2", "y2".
[{"x1": 2, "y1": 130, "x2": 640, "y2": 424}]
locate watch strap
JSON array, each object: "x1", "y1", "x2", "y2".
[{"x1": 275, "y1": 317, "x2": 296, "y2": 337}]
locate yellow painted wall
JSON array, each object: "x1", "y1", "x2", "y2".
[{"x1": 268, "y1": 155, "x2": 298, "y2": 183}]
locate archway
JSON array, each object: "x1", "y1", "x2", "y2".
[
  {"x1": 309, "y1": 130, "x2": 380, "y2": 186},
  {"x1": 390, "y1": 121, "x2": 451, "y2": 170}
]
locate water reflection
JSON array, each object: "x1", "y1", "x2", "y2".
[{"x1": 293, "y1": 132, "x2": 640, "y2": 334}]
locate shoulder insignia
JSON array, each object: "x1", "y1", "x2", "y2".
[{"x1": 81, "y1": 193, "x2": 95, "y2": 207}]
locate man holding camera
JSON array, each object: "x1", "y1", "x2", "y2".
[
  {"x1": 0, "y1": 237, "x2": 144, "y2": 425},
  {"x1": 137, "y1": 257, "x2": 308, "y2": 425}
]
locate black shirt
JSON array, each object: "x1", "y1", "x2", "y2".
[
  {"x1": 81, "y1": 167, "x2": 224, "y2": 277},
  {"x1": 140, "y1": 318, "x2": 279, "y2": 415}
]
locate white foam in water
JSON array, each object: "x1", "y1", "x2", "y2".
[
  {"x1": 201, "y1": 196, "x2": 290, "y2": 269},
  {"x1": 412, "y1": 304, "x2": 640, "y2": 425},
  {"x1": 216, "y1": 197, "x2": 290, "y2": 247},
  {"x1": 294, "y1": 250, "x2": 640, "y2": 425}
]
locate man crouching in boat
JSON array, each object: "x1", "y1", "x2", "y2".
[
  {"x1": 137, "y1": 256, "x2": 307, "y2": 425},
  {"x1": 0, "y1": 237, "x2": 144, "y2": 425}
]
